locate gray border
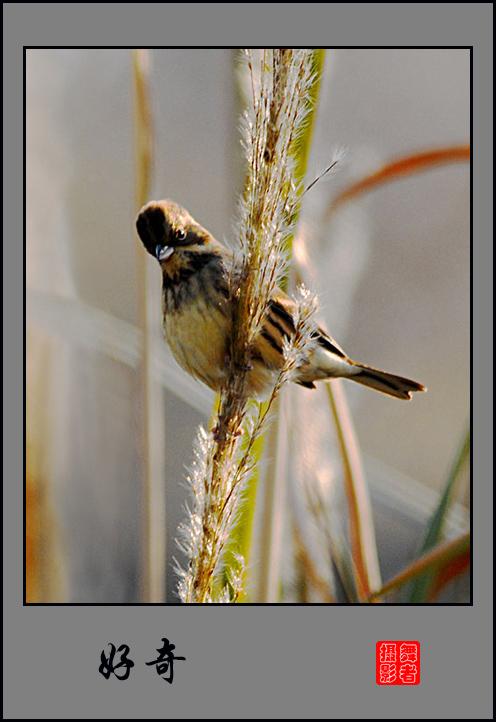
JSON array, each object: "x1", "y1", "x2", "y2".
[{"x1": 6, "y1": 3, "x2": 492, "y2": 719}]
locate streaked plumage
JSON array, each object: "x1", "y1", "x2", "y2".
[{"x1": 136, "y1": 199, "x2": 426, "y2": 401}]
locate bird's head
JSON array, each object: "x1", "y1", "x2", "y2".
[{"x1": 136, "y1": 199, "x2": 221, "y2": 266}]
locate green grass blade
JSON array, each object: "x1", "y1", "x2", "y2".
[{"x1": 399, "y1": 425, "x2": 470, "y2": 602}]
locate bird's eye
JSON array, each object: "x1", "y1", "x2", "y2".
[{"x1": 176, "y1": 229, "x2": 187, "y2": 242}]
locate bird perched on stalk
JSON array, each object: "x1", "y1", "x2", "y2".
[{"x1": 136, "y1": 199, "x2": 426, "y2": 401}]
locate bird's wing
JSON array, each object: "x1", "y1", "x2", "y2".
[{"x1": 270, "y1": 291, "x2": 348, "y2": 360}]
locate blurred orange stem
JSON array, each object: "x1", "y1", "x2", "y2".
[
  {"x1": 326, "y1": 144, "x2": 470, "y2": 218},
  {"x1": 366, "y1": 532, "x2": 470, "y2": 602}
]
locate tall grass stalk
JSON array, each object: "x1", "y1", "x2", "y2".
[
  {"x1": 132, "y1": 48, "x2": 166, "y2": 603},
  {"x1": 177, "y1": 49, "x2": 318, "y2": 603}
]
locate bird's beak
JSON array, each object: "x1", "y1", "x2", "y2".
[{"x1": 155, "y1": 244, "x2": 174, "y2": 262}]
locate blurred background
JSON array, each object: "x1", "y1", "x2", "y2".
[{"x1": 26, "y1": 48, "x2": 470, "y2": 603}]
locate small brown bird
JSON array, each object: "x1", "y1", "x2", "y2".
[{"x1": 136, "y1": 199, "x2": 426, "y2": 401}]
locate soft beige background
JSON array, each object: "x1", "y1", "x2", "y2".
[{"x1": 26, "y1": 49, "x2": 470, "y2": 602}]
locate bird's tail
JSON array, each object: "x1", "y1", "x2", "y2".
[{"x1": 348, "y1": 362, "x2": 427, "y2": 400}]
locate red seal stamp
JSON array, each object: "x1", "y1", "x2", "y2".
[{"x1": 376, "y1": 641, "x2": 420, "y2": 685}]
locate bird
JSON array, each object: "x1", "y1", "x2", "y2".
[{"x1": 136, "y1": 199, "x2": 426, "y2": 401}]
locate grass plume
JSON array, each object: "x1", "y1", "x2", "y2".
[{"x1": 177, "y1": 49, "x2": 318, "y2": 603}]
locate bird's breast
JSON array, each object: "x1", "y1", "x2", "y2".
[{"x1": 162, "y1": 270, "x2": 231, "y2": 392}]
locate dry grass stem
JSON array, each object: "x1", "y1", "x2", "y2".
[
  {"x1": 326, "y1": 381, "x2": 381, "y2": 599},
  {"x1": 132, "y1": 48, "x2": 167, "y2": 603}
]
